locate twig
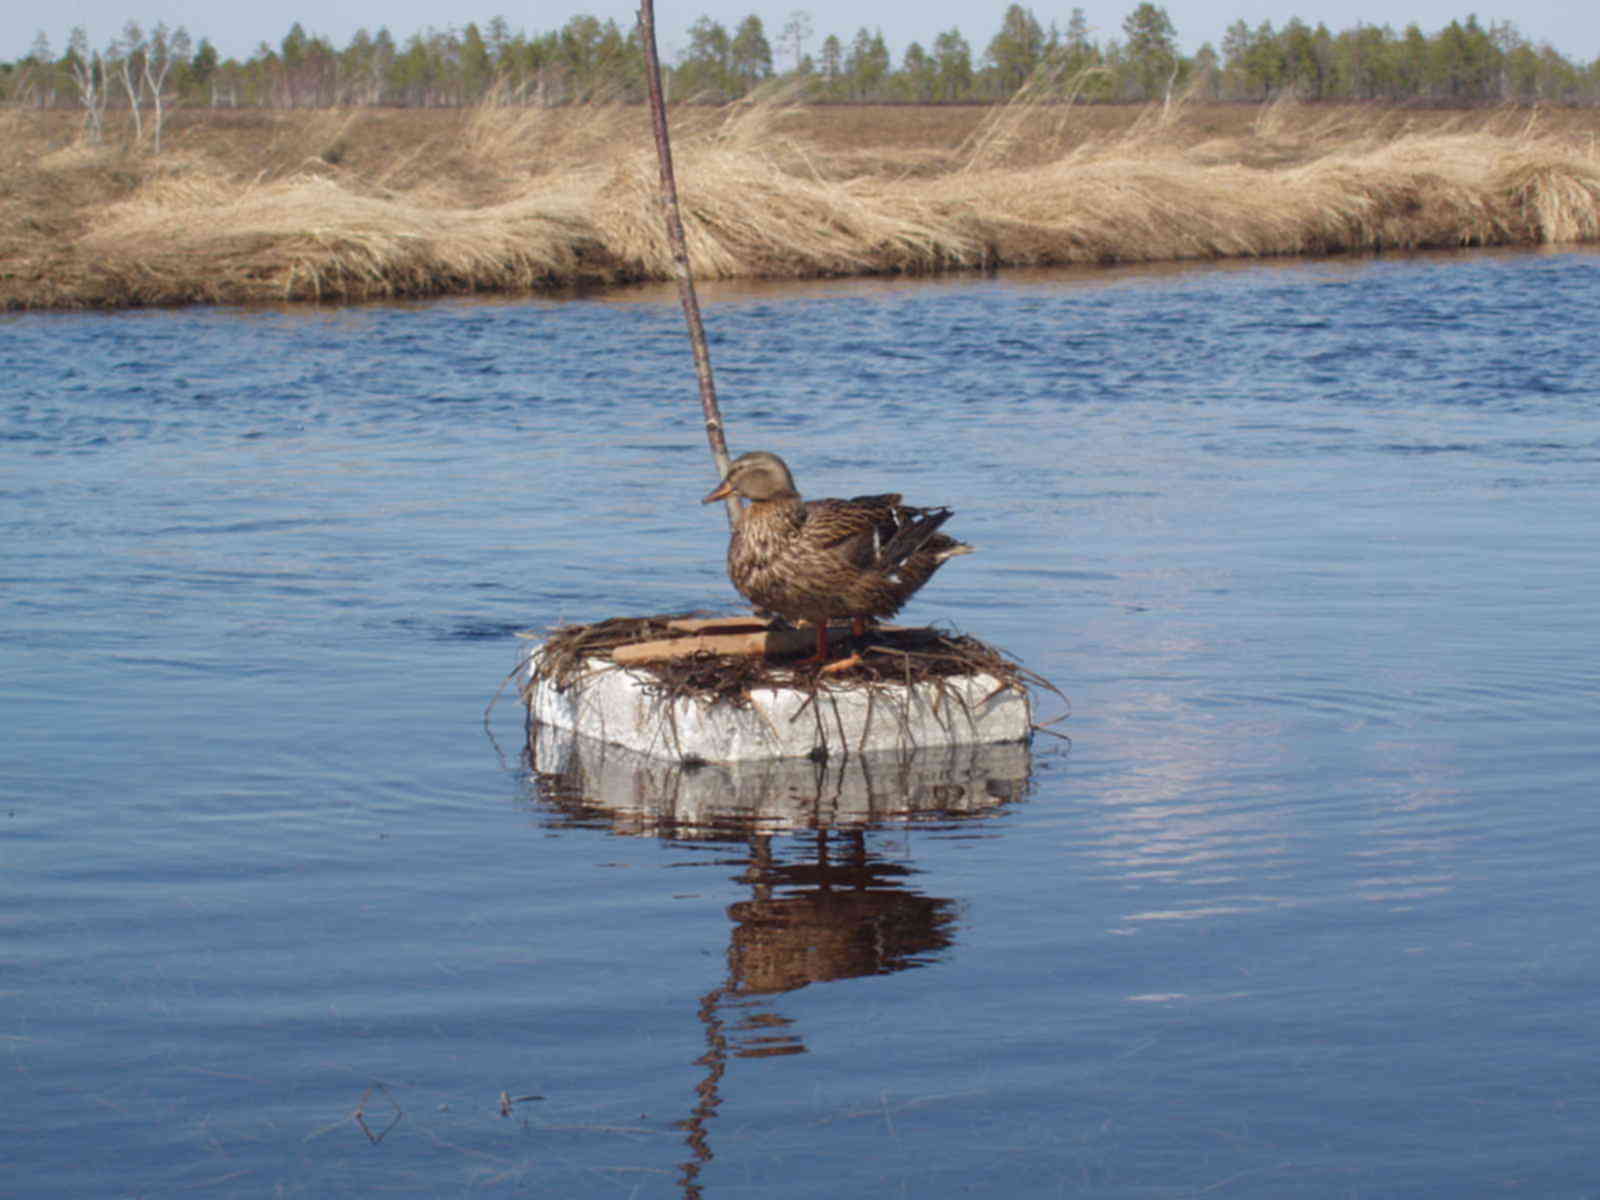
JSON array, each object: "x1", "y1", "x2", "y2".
[
  {"x1": 352, "y1": 1082, "x2": 403, "y2": 1144},
  {"x1": 498, "y1": 1090, "x2": 546, "y2": 1117},
  {"x1": 637, "y1": 0, "x2": 737, "y2": 522}
]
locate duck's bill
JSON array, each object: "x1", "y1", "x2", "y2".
[{"x1": 702, "y1": 480, "x2": 735, "y2": 503}]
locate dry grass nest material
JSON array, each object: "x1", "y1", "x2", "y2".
[{"x1": 522, "y1": 612, "x2": 1066, "y2": 727}]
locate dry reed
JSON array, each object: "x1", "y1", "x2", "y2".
[{"x1": 5, "y1": 95, "x2": 1600, "y2": 309}]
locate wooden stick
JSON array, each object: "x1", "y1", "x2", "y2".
[
  {"x1": 637, "y1": 0, "x2": 738, "y2": 525},
  {"x1": 613, "y1": 628, "x2": 817, "y2": 665},
  {"x1": 666, "y1": 615, "x2": 775, "y2": 634},
  {"x1": 613, "y1": 622, "x2": 915, "y2": 664}
]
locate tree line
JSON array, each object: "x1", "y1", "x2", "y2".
[{"x1": 4, "y1": 4, "x2": 1599, "y2": 121}]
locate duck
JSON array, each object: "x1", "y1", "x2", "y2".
[{"x1": 702, "y1": 450, "x2": 973, "y2": 665}]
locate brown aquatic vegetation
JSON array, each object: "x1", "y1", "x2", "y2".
[{"x1": 4, "y1": 96, "x2": 1600, "y2": 309}]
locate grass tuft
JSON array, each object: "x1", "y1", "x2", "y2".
[{"x1": 4, "y1": 97, "x2": 1600, "y2": 309}]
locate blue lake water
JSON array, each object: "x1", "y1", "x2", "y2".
[{"x1": 5, "y1": 249, "x2": 1600, "y2": 1197}]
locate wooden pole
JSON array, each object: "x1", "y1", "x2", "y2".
[{"x1": 637, "y1": 0, "x2": 739, "y2": 525}]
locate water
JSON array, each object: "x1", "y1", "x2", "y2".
[{"x1": 6, "y1": 249, "x2": 1600, "y2": 1198}]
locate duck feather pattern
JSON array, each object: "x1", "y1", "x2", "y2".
[{"x1": 703, "y1": 450, "x2": 972, "y2": 631}]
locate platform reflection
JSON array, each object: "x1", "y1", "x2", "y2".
[{"x1": 521, "y1": 726, "x2": 1036, "y2": 1197}]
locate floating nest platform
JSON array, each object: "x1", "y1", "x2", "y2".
[{"x1": 521, "y1": 613, "x2": 1055, "y2": 763}]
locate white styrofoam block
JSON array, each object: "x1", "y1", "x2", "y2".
[
  {"x1": 524, "y1": 645, "x2": 1032, "y2": 763},
  {"x1": 528, "y1": 723, "x2": 1033, "y2": 833}
]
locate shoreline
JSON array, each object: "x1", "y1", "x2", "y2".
[{"x1": 6, "y1": 100, "x2": 1600, "y2": 312}]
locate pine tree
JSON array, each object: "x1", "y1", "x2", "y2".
[
  {"x1": 986, "y1": 4, "x2": 1046, "y2": 94},
  {"x1": 730, "y1": 15, "x2": 774, "y2": 92},
  {"x1": 1121, "y1": 2, "x2": 1178, "y2": 100}
]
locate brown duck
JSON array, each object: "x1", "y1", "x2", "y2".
[{"x1": 702, "y1": 450, "x2": 973, "y2": 664}]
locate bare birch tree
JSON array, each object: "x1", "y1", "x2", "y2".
[
  {"x1": 109, "y1": 21, "x2": 146, "y2": 145},
  {"x1": 142, "y1": 24, "x2": 191, "y2": 154},
  {"x1": 66, "y1": 28, "x2": 106, "y2": 143}
]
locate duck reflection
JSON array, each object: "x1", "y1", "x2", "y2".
[
  {"x1": 522, "y1": 724, "x2": 1033, "y2": 1198},
  {"x1": 728, "y1": 829, "x2": 955, "y2": 995}
]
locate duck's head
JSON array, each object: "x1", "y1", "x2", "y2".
[{"x1": 702, "y1": 451, "x2": 799, "y2": 504}]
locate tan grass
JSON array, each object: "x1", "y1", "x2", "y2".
[
  {"x1": 1495, "y1": 148, "x2": 1600, "y2": 243},
  {"x1": 77, "y1": 171, "x2": 603, "y2": 303},
  {"x1": 5, "y1": 98, "x2": 1600, "y2": 309},
  {"x1": 462, "y1": 82, "x2": 637, "y2": 182},
  {"x1": 958, "y1": 63, "x2": 1114, "y2": 172},
  {"x1": 259, "y1": 108, "x2": 368, "y2": 176},
  {"x1": 935, "y1": 129, "x2": 1600, "y2": 266},
  {"x1": 590, "y1": 95, "x2": 977, "y2": 279}
]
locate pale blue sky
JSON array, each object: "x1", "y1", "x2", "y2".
[{"x1": 9, "y1": 0, "x2": 1597, "y2": 65}]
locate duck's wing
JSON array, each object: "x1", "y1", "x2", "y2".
[
  {"x1": 800, "y1": 496, "x2": 897, "y2": 563},
  {"x1": 803, "y1": 496, "x2": 953, "y2": 571}
]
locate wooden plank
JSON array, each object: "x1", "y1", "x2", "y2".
[
  {"x1": 665, "y1": 617, "x2": 912, "y2": 637},
  {"x1": 666, "y1": 615, "x2": 775, "y2": 634},
  {"x1": 612, "y1": 627, "x2": 817, "y2": 665},
  {"x1": 613, "y1": 621, "x2": 919, "y2": 665}
]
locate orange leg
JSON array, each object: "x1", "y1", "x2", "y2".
[
  {"x1": 802, "y1": 621, "x2": 830, "y2": 665},
  {"x1": 820, "y1": 620, "x2": 863, "y2": 674}
]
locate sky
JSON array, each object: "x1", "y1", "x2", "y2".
[{"x1": 9, "y1": 0, "x2": 1599, "y2": 66}]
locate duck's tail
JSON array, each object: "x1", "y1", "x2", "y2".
[{"x1": 931, "y1": 539, "x2": 974, "y2": 561}]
